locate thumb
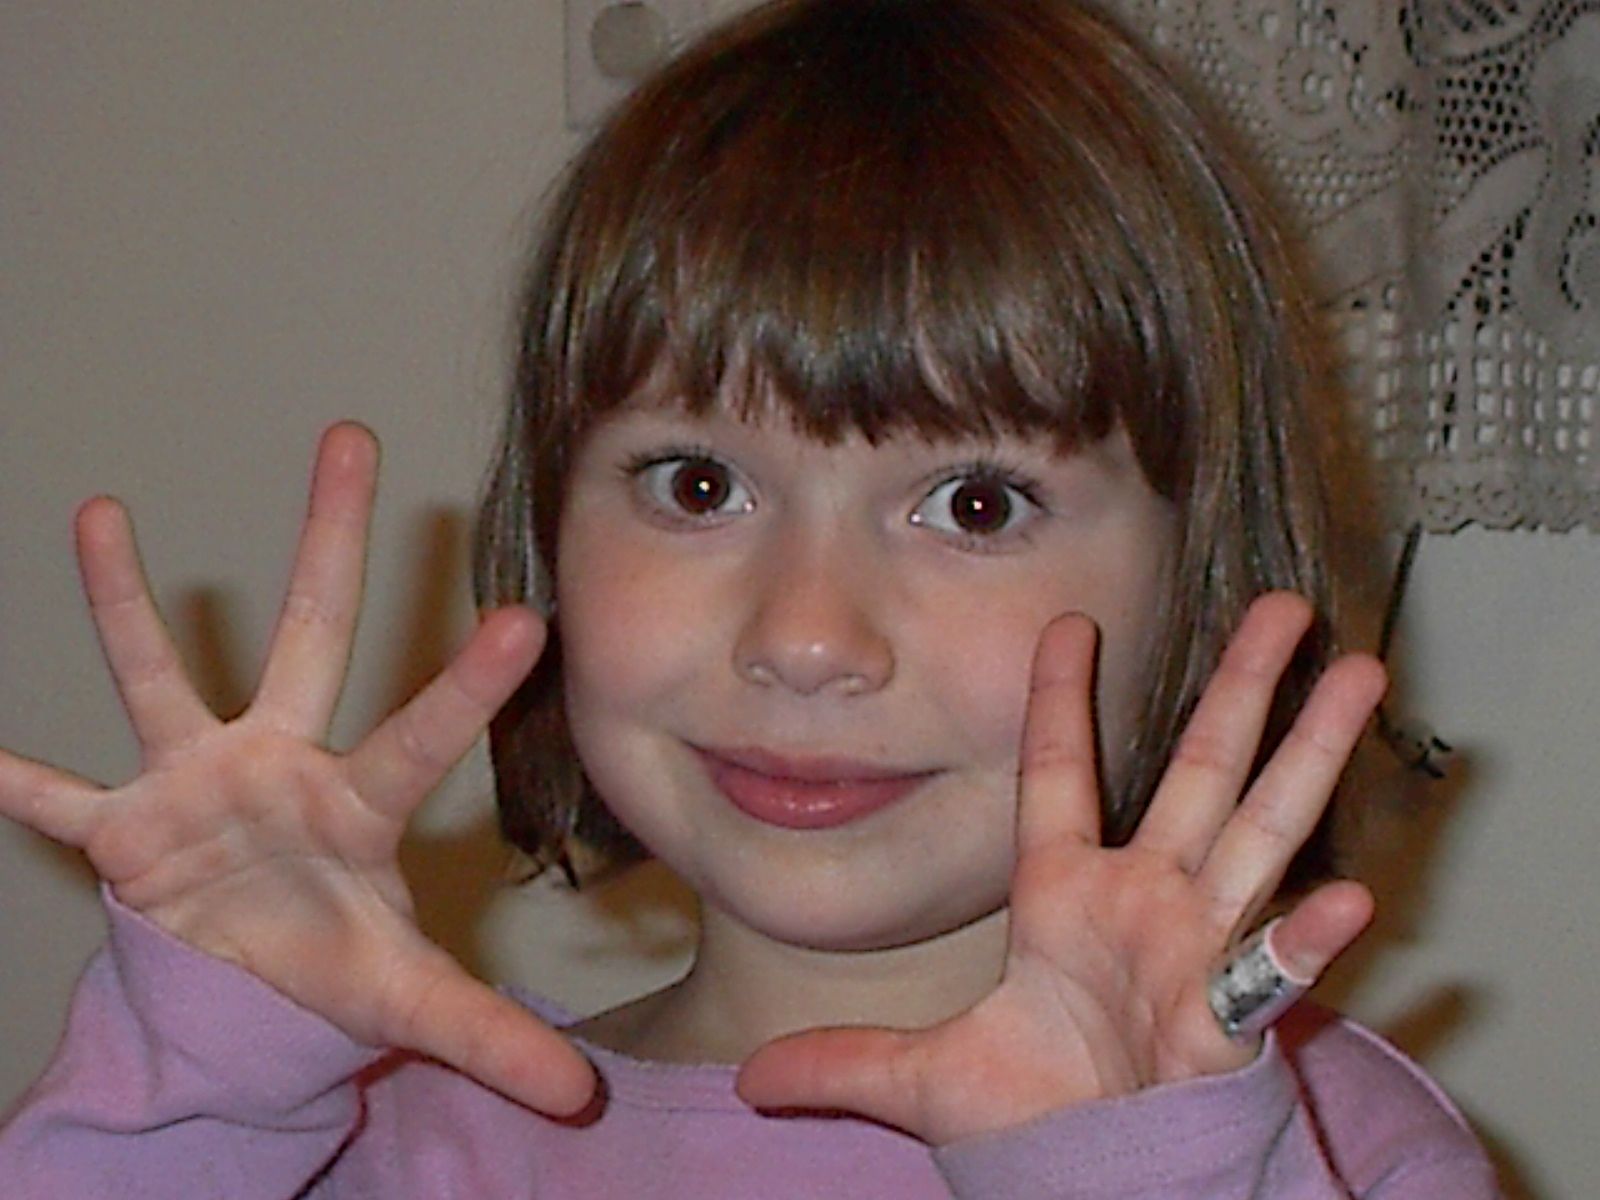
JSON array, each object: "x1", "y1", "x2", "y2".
[
  {"x1": 386, "y1": 953, "x2": 598, "y2": 1118},
  {"x1": 0, "y1": 748, "x2": 104, "y2": 846},
  {"x1": 736, "y1": 1026, "x2": 929, "y2": 1137}
]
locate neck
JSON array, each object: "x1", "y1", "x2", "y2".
[{"x1": 586, "y1": 902, "x2": 1009, "y2": 1065}]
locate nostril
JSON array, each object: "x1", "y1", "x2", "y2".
[
  {"x1": 836, "y1": 672, "x2": 872, "y2": 697},
  {"x1": 739, "y1": 659, "x2": 779, "y2": 688}
]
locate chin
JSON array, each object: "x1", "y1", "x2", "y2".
[{"x1": 692, "y1": 857, "x2": 1012, "y2": 956}]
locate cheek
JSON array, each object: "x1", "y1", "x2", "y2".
[
  {"x1": 1081, "y1": 531, "x2": 1175, "y2": 775},
  {"x1": 555, "y1": 528, "x2": 710, "y2": 716},
  {"x1": 924, "y1": 611, "x2": 1037, "y2": 753},
  {"x1": 903, "y1": 590, "x2": 1058, "y2": 798},
  {"x1": 554, "y1": 531, "x2": 709, "y2": 842},
  {"x1": 913, "y1": 540, "x2": 1171, "y2": 784}
]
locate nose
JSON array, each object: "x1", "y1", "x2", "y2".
[{"x1": 732, "y1": 532, "x2": 895, "y2": 697}]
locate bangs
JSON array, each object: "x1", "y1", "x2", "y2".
[{"x1": 540, "y1": 0, "x2": 1194, "y2": 462}]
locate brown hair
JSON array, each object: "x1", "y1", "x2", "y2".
[{"x1": 476, "y1": 0, "x2": 1340, "y2": 885}]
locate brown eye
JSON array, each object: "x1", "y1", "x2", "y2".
[
  {"x1": 671, "y1": 459, "x2": 732, "y2": 514},
  {"x1": 947, "y1": 478, "x2": 1012, "y2": 534},
  {"x1": 634, "y1": 454, "x2": 754, "y2": 522},
  {"x1": 911, "y1": 470, "x2": 1036, "y2": 544}
]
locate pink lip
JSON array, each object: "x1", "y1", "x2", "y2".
[{"x1": 692, "y1": 745, "x2": 937, "y2": 830}]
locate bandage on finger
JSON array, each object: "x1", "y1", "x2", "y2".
[{"x1": 1206, "y1": 918, "x2": 1313, "y2": 1040}]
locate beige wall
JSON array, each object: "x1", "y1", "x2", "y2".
[{"x1": 1, "y1": 4, "x2": 1594, "y2": 1196}]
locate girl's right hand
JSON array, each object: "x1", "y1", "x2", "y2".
[{"x1": 0, "y1": 422, "x2": 596, "y2": 1117}]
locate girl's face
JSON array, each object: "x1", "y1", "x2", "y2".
[{"x1": 556, "y1": 402, "x2": 1176, "y2": 954}]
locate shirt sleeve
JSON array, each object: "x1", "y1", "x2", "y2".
[
  {"x1": 931, "y1": 1030, "x2": 1500, "y2": 1200},
  {"x1": 0, "y1": 889, "x2": 381, "y2": 1200}
]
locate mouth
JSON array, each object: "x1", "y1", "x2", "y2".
[{"x1": 690, "y1": 745, "x2": 939, "y2": 831}]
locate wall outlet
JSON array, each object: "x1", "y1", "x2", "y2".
[{"x1": 565, "y1": 0, "x2": 710, "y2": 128}]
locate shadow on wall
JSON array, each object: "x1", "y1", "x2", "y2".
[{"x1": 1322, "y1": 730, "x2": 1544, "y2": 1199}]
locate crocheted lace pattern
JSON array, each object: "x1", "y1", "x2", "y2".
[{"x1": 1101, "y1": 0, "x2": 1600, "y2": 531}]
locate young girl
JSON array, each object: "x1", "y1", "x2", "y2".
[{"x1": 0, "y1": 0, "x2": 1497, "y2": 1194}]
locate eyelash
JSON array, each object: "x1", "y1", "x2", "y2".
[{"x1": 620, "y1": 447, "x2": 1048, "y2": 548}]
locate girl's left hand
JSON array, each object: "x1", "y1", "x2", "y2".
[{"x1": 736, "y1": 592, "x2": 1387, "y2": 1145}]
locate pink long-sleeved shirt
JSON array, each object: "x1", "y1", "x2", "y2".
[{"x1": 1, "y1": 898, "x2": 1498, "y2": 1198}]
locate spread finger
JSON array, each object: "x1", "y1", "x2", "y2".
[
  {"x1": 346, "y1": 607, "x2": 544, "y2": 817},
  {"x1": 253, "y1": 423, "x2": 379, "y2": 736},
  {"x1": 76, "y1": 497, "x2": 215, "y2": 756},
  {"x1": 1198, "y1": 654, "x2": 1386, "y2": 922},
  {"x1": 1134, "y1": 593, "x2": 1312, "y2": 871},
  {"x1": 1015, "y1": 614, "x2": 1101, "y2": 854}
]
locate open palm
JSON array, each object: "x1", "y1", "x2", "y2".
[
  {"x1": 739, "y1": 594, "x2": 1386, "y2": 1145},
  {"x1": 0, "y1": 423, "x2": 594, "y2": 1117}
]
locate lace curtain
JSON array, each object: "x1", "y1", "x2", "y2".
[{"x1": 1098, "y1": 0, "x2": 1600, "y2": 532}]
